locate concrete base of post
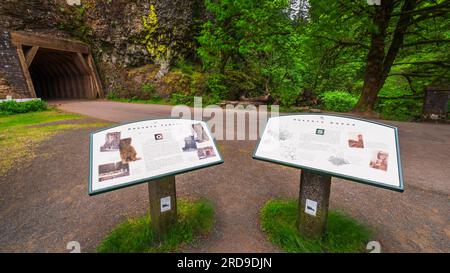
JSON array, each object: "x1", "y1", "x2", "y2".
[
  {"x1": 297, "y1": 170, "x2": 332, "y2": 239},
  {"x1": 148, "y1": 175, "x2": 177, "y2": 241}
]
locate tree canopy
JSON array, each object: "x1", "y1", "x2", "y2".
[{"x1": 142, "y1": 0, "x2": 449, "y2": 120}]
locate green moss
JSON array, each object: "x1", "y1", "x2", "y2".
[
  {"x1": 142, "y1": 5, "x2": 169, "y2": 61},
  {"x1": 260, "y1": 199, "x2": 372, "y2": 253},
  {"x1": 97, "y1": 198, "x2": 215, "y2": 253}
]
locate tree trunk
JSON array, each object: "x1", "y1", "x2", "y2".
[
  {"x1": 354, "y1": 1, "x2": 394, "y2": 114},
  {"x1": 354, "y1": 0, "x2": 417, "y2": 114}
]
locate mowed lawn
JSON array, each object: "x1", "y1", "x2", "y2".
[{"x1": 0, "y1": 110, "x2": 108, "y2": 176}]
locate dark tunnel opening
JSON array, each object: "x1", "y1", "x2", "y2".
[{"x1": 28, "y1": 48, "x2": 94, "y2": 99}]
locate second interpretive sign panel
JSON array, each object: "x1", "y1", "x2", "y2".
[
  {"x1": 89, "y1": 119, "x2": 223, "y2": 195},
  {"x1": 253, "y1": 115, "x2": 404, "y2": 191}
]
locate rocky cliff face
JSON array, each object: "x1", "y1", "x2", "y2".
[
  {"x1": 0, "y1": 0, "x2": 72, "y2": 36},
  {"x1": 0, "y1": 0, "x2": 203, "y2": 97}
]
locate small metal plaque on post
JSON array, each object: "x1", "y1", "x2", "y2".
[
  {"x1": 305, "y1": 199, "x2": 317, "y2": 216},
  {"x1": 160, "y1": 196, "x2": 171, "y2": 213}
]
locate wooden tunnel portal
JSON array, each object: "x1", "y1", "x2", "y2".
[{"x1": 9, "y1": 32, "x2": 103, "y2": 99}]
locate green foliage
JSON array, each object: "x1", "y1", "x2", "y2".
[
  {"x1": 320, "y1": 91, "x2": 358, "y2": 112},
  {"x1": 170, "y1": 92, "x2": 194, "y2": 105},
  {"x1": 0, "y1": 100, "x2": 48, "y2": 115},
  {"x1": 58, "y1": 3, "x2": 92, "y2": 42},
  {"x1": 141, "y1": 83, "x2": 161, "y2": 100},
  {"x1": 376, "y1": 99, "x2": 423, "y2": 121},
  {"x1": 206, "y1": 73, "x2": 228, "y2": 101},
  {"x1": 197, "y1": 0, "x2": 303, "y2": 105},
  {"x1": 106, "y1": 91, "x2": 119, "y2": 100},
  {"x1": 97, "y1": 199, "x2": 214, "y2": 253},
  {"x1": 174, "y1": 58, "x2": 197, "y2": 75},
  {"x1": 260, "y1": 199, "x2": 371, "y2": 253}
]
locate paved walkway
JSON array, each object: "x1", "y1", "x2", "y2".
[{"x1": 0, "y1": 99, "x2": 448, "y2": 252}]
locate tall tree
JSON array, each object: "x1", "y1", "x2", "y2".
[{"x1": 354, "y1": 0, "x2": 450, "y2": 114}]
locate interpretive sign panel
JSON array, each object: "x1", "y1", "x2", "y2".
[
  {"x1": 253, "y1": 115, "x2": 404, "y2": 191},
  {"x1": 89, "y1": 119, "x2": 223, "y2": 195}
]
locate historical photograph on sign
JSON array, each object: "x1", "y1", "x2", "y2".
[
  {"x1": 348, "y1": 132, "x2": 365, "y2": 148},
  {"x1": 119, "y1": 138, "x2": 141, "y2": 163},
  {"x1": 182, "y1": 135, "x2": 198, "y2": 152},
  {"x1": 369, "y1": 151, "x2": 389, "y2": 171},
  {"x1": 198, "y1": 146, "x2": 216, "y2": 160},
  {"x1": 98, "y1": 162, "x2": 130, "y2": 182},
  {"x1": 192, "y1": 123, "x2": 210, "y2": 143},
  {"x1": 100, "y1": 132, "x2": 121, "y2": 152}
]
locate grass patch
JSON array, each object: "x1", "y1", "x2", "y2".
[
  {"x1": 97, "y1": 198, "x2": 215, "y2": 253},
  {"x1": 260, "y1": 199, "x2": 372, "y2": 253},
  {"x1": 0, "y1": 110, "x2": 109, "y2": 176}
]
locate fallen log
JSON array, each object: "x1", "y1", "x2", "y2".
[
  {"x1": 217, "y1": 100, "x2": 266, "y2": 107},
  {"x1": 239, "y1": 94, "x2": 271, "y2": 103}
]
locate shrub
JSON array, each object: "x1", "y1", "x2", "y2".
[
  {"x1": 170, "y1": 92, "x2": 194, "y2": 105},
  {"x1": 206, "y1": 73, "x2": 228, "y2": 101},
  {"x1": 106, "y1": 91, "x2": 119, "y2": 100},
  {"x1": 141, "y1": 83, "x2": 161, "y2": 100},
  {"x1": 320, "y1": 91, "x2": 358, "y2": 112},
  {"x1": 0, "y1": 100, "x2": 48, "y2": 115},
  {"x1": 376, "y1": 98, "x2": 422, "y2": 121}
]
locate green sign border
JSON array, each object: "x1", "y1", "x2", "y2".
[
  {"x1": 252, "y1": 113, "x2": 404, "y2": 192},
  {"x1": 88, "y1": 118, "x2": 224, "y2": 196}
]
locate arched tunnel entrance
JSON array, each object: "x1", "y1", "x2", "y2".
[
  {"x1": 10, "y1": 31, "x2": 103, "y2": 100},
  {"x1": 29, "y1": 48, "x2": 94, "y2": 99}
]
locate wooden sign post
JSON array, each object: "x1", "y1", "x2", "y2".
[
  {"x1": 253, "y1": 114, "x2": 404, "y2": 240},
  {"x1": 148, "y1": 176, "x2": 177, "y2": 241},
  {"x1": 297, "y1": 170, "x2": 331, "y2": 238}
]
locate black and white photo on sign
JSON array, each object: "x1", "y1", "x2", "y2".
[
  {"x1": 369, "y1": 150, "x2": 389, "y2": 171},
  {"x1": 182, "y1": 135, "x2": 198, "y2": 152},
  {"x1": 348, "y1": 132, "x2": 365, "y2": 148},
  {"x1": 119, "y1": 138, "x2": 141, "y2": 163},
  {"x1": 98, "y1": 161, "x2": 130, "y2": 182},
  {"x1": 197, "y1": 146, "x2": 216, "y2": 160},
  {"x1": 192, "y1": 123, "x2": 209, "y2": 143},
  {"x1": 100, "y1": 132, "x2": 121, "y2": 152}
]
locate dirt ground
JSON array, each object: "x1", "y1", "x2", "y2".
[{"x1": 0, "y1": 100, "x2": 448, "y2": 253}]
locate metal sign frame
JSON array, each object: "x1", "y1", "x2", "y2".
[
  {"x1": 252, "y1": 114, "x2": 404, "y2": 192},
  {"x1": 89, "y1": 118, "x2": 224, "y2": 196}
]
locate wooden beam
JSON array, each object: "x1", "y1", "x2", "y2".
[
  {"x1": 76, "y1": 53, "x2": 91, "y2": 72},
  {"x1": 25, "y1": 46, "x2": 39, "y2": 67},
  {"x1": 87, "y1": 54, "x2": 104, "y2": 98},
  {"x1": 10, "y1": 31, "x2": 89, "y2": 54},
  {"x1": 16, "y1": 47, "x2": 37, "y2": 98}
]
